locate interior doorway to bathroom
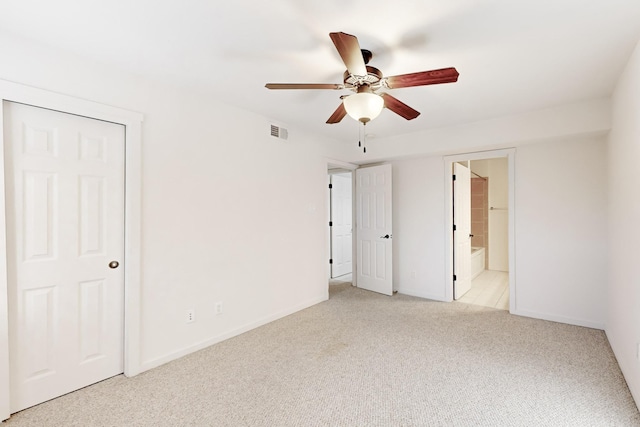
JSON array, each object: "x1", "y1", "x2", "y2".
[{"x1": 446, "y1": 150, "x2": 515, "y2": 311}]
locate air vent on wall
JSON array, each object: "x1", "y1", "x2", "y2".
[{"x1": 270, "y1": 124, "x2": 288, "y2": 140}]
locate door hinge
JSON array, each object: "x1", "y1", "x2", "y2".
[
  {"x1": 329, "y1": 221, "x2": 333, "y2": 227},
  {"x1": 329, "y1": 183, "x2": 333, "y2": 189},
  {"x1": 452, "y1": 174, "x2": 456, "y2": 181},
  {"x1": 453, "y1": 224, "x2": 457, "y2": 231},
  {"x1": 453, "y1": 274, "x2": 457, "y2": 281},
  {"x1": 329, "y1": 259, "x2": 333, "y2": 264}
]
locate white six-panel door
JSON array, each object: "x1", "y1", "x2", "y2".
[
  {"x1": 356, "y1": 164, "x2": 392, "y2": 296},
  {"x1": 3, "y1": 102, "x2": 125, "y2": 412},
  {"x1": 330, "y1": 173, "x2": 352, "y2": 278},
  {"x1": 453, "y1": 162, "x2": 472, "y2": 299}
]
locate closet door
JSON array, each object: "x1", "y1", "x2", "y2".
[{"x1": 4, "y1": 102, "x2": 125, "y2": 412}]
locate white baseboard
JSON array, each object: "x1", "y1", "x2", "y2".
[
  {"x1": 398, "y1": 286, "x2": 605, "y2": 330},
  {"x1": 605, "y1": 330, "x2": 640, "y2": 410},
  {"x1": 138, "y1": 294, "x2": 328, "y2": 374},
  {"x1": 396, "y1": 286, "x2": 448, "y2": 302},
  {"x1": 512, "y1": 308, "x2": 605, "y2": 330}
]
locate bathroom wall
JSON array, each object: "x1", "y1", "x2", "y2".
[
  {"x1": 470, "y1": 158, "x2": 508, "y2": 270},
  {"x1": 487, "y1": 158, "x2": 509, "y2": 271},
  {"x1": 470, "y1": 177, "x2": 489, "y2": 266}
]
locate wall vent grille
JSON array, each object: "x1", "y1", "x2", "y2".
[{"x1": 270, "y1": 125, "x2": 288, "y2": 140}]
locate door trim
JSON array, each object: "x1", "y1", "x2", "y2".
[
  {"x1": 0, "y1": 80, "x2": 143, "y2": 420},
  {"x1": 443, "y1": 149, "x2": 516, "y2": 310}
]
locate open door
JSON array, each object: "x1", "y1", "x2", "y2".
[
  {"x1": 330, "y1": 173, "x2": 352, "y2": 278},
  {"x1": 356, "y1": 164, "x2": 393, "y2": 296},
  {"x1": 453, "y1": 162, "x2": 472, "y2": 299}
]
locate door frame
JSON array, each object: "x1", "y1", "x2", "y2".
[
  {"x1": 0, "y1": 80, "x2": 143, "y2": 420},
  {"x1": 326, "y1": 159, "x2": 357, "y2": 288},
  {"x1": 443, "y1": 149, "x2": 516, "y2": 310}
]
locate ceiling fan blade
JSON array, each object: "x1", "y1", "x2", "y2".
[
  {"x1": 265, "y1": 83, "x2": 343, "y2": 90},
  {"x1": 385, "y1": 67, "x2": 459, "y2": 89},
  {"x1": 326, "y1": 103, "x2": 347, "y2": 124},
  {"x1": 381, "y1": 93, "x2": 421, "y2": 120},
  {"x1": 329, "y1": 32, "x2": 367, "y2": 77}
]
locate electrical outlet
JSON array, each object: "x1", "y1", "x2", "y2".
[
  {"x1": 410, "y1": 271, "x2": 417, "y2": 279},
  {"x1": 186, "y1": 309, "x2": 195, "y2": 323},
  {"x1": 214, "y1": 302, "x2": 223, "y2": 315}
]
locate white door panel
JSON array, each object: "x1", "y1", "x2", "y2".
[
  {"x1": 330, "y1": 173, "x2": 352, "y2": 278},
  {"x1": 453, "y1": 163, "x2": 472, "y2": 299},
  {"x1": 4, "y1": 102, "x2": 125, "y2": 412},
  {"x1": 356, "y1": 164, "x2": 392, "y2": 296}
]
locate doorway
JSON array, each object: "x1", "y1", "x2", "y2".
[
  {"x1": 326, "y1": 161, "x2": 394, "y2": 297},
  {"x1": 445, "y1": 149, "x2": 515, "y2": 311},
  {"x1": 326, "y1": 160, "x2": 357, "y2": 292},
  {"x1": 329, "y1": 171, "x2": 353, "y2": 280}
]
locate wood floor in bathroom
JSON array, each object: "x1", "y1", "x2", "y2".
[{"x1": 458, "y1": 270, "x2": 509, "y2": 310}]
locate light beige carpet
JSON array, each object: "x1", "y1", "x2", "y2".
[{"x1": 5, "y1": 283, "x2": 640, "y2": 426}]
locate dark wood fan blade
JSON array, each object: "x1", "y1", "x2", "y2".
[
  {"x1": 326, "y1": 103, "x2": 347, "y2": 124},
  {"x1": 385, "y1": 67, "x2": 459, "y2": 89},
  {"x1": 381, "y1": 93, "x2": 420, "y2": 120},
  {"x1": 265, "y1": 83, "x2": 343, "y2": 90},
  {"x1": 329, "y1": 32, "x2": 367, "y2": 77}
]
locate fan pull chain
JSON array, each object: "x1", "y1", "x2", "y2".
[
  {"x1": 356, "y1": 122, "x2": 368, "y2": 153},
  {"x1": 362, "y1": 122, "x2": 367, "y2": 153}
]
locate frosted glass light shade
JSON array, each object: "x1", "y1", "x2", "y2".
[{"x1": 343, "y1": 93, "x2": 384, "y2": 123}]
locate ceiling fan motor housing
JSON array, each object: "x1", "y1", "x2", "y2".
[
  {"x1": 343, "y1": 66, "x2": 383, "y2": 88},
  {"x1": 361, "y1": 49, "x2": 373, "y2": 64}
]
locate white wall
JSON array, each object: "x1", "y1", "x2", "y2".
[
  {"x1": 514, "y1": 136, "x2": 607, "y2": 328},
  {"x1": 487, "y1": 158, "x2": 508, "y2": 271},
  {"x1": 0, "y1": 33, "x2": 337, "y2": 375},
  {"x1": 607, "y1": 40, "x2": 640, "y2": 405},
  {"x1": 392, "y1": 156, "x2": 446, "y2": 300},
  {"x1": 361, "y1": 84, "x2": 611, "y2": 322},
  {"x1": 392, "y1": 135, "x2": 607, "y2": 329},
  {"x1": 333, "y1": 98, "x2": 611, "y2": 164}
]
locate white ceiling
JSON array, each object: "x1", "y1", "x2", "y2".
[{"x1": 1, "y1": 0, "x2": 639, "y2": 142}]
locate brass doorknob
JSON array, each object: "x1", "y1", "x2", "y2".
[{"x1": 109, "y1": 261, "x2": 119, "y2": 269}]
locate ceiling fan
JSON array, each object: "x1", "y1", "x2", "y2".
[{"x1": 265, "y1": 31, "x2": 459, "y2": 125}]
